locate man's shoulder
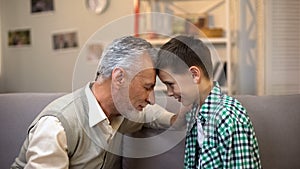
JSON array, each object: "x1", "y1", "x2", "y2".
[{"x1": 44, "y1": 87, "x2": 86, "y2": 112}]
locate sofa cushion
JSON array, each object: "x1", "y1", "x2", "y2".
[
  {"x1": 0, "y1": 93, "x2": 64, "y2": 169},
  {"x1": 122, "y1": 128, "x2": 185, "y2": 169},
  {"x1": 123, "y1": 94, "x2": 300, "y2": 169},
  {"x1": 235, "y1": 94, "x2": 300, "y2": 169},
  {"x1": 1, "y1": 93, "x2": 299, "y2": 169},
  {"x1": 122, "y1": 94, "x2": 185, "y2": 169}
]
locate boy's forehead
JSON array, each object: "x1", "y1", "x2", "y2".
[
  {"x1": 158, "y1": 67, "x2": 172, "y2": 74},
  {"x1": 158, "y1": 68, "x2": 190, "y2": 81},
  {"x1": 157, "y1": 69, "x2": 175, "y2": 80},
  {"x1": 158, "y1": 67, "x2": 184, "y2": 76}
]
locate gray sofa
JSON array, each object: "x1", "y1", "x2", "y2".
[{"x1": 0, "y1": 93, "x2": 299, "y2": 169}]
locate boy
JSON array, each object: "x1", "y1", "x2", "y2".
[{"x1": 156, "y1": 35, "x2": 261, "y2": 168}]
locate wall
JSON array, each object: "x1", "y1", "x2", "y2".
[
  {"x1": 0, "y1": 0, "x2": 3, "y2": 92},
  {"x1": 1, "y1": 0, "x2": 259, "y2": 94},
  {"x1": 0, "y1": 0, "x2": 4, "y2": 93},
  {"x1": 1, "y1": 0, "x2": 133, "y2": 92}
]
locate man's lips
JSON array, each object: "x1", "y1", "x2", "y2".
[
  {"x1": 174, "y1": 96, "x2": 181, "y2": 102},
  {"x1": 137, "y1": 105, "x2": 146, "y2": 111}
]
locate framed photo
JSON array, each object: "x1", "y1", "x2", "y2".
[
  {"x1": 8, "y1": 28, "x2": 31, "y2": 47},
  {"x1": 31, "y1": 0, "x2": 54, "y2": 14},
  {"x1": 86, "y1": 43, "x2": 104, "y2": 63},
  {"x1": 86, "y1": 0, "x2": 109, "y2": 14},
  {"x1": 52, "y1": 30, "x2": 79, "y2": 51}
]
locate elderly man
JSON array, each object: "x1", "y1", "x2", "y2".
[{"x1": 11, "y1": 36, "x2": 176, "y2": 169}]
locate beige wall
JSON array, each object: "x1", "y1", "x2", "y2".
[
  {"x1": 1, "y1": 0, "x2": 133, "y2": 92},
  {"x1": 0, "y1": 0, "x2": 3, "y2": 92},
  {"x1": 0, "y1": 0, "x2": 259, "y2": 94}
]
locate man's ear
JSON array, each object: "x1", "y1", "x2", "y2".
[
  {"x1": 112, "y1": 67, "x2": 125, "y2": 87},
  {"x1": 189, "y1": 66, "x2": 201, "y2": 84}
]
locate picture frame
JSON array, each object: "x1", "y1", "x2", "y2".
[
  {"x1": 52, "y1": 30, "x2": 79, "y2": 51},
  {"x1": 8, "y1": 28, "x2": 31, "y2": 47},
  {"x1": 86, "y1": 43, "x2": 104, "y2": 63},
  {"x1": 31, "y1": 0, "x2": 54, "y2": 14},
  {"x1": 86, "y1": 0, "x2": 109, "y2": 14}
]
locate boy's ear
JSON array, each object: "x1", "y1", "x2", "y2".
[
  {"x1": 189, "y1": 66, "x2": 201, "y2": 84},
  {"x1": 112, "y1": 67, "x2": 125, "y2": 87}
]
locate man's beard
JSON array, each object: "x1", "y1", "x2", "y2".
[{"x1": 112, "y1": 86, "x2": 142, "y2": 123}]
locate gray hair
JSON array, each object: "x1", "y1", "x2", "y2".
[{"x1": 96, "y1": 36, "x2": 156, "y2": 82}]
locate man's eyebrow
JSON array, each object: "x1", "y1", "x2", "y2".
[
  {"x1": 145, "y1": 83, "x2": 155, "y2": 88},
  {"x1": 146, "y1": 83, "x2": 155, "y2": 87},
  {"x1": 162, "y1": 81, "x2": 173, "y2": 84}
]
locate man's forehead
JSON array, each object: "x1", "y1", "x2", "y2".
[
  {"x1": 140, "y1": 58, "x2": 154, "y2": 69},
  {"x1": 136, "y1": 68, "x2": 156, "y2": 78},
  {"x1": 130, "y1": 68, "x2": 155, "y2": 86}
]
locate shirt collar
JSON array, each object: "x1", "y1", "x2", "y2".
[
  {"x1": 199, "y1": 81, "x2": 223, "y2": 122},
  {"x1": 186, "y1": 82, "x2": 223, "y2": 129},
  {"x1": 85, "y1": 82, "x2": 108, "y2": 127}
]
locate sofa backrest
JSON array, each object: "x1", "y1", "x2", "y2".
[
  {"x1": 235, "y1": 94, "x2": 300, "y2": 169},
  {"x1": 123, "y1": 94, "x2": 300, "y2": 169},
  {"x1": 0, "y1": 93, "x2": 64, "y2": 169},
  {"x1": 1, "y1": 93, "x2": 299, "y2": 169}
]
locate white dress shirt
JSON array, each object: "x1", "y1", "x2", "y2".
[{"x1": 25, "y1": 83, "x2": 174, "y2": 168}]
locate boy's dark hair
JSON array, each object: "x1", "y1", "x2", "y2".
[{"x1": 156, "y1": 35, "x2": 213, "y2": 79}]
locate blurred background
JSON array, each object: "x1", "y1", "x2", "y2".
[{"x1": 0, "y1": 0, "x2": 299, "y2": 95}]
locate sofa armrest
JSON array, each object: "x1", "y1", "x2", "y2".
[{"x1": 0, "y1": 93, "x2": 64, "y2": 168}]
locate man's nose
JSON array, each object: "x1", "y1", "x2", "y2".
[
  {"x1": 166, "y1": 87, "x2": 174, "y2": 97},
  {"x1": 147, "y1": 90, "x2": 155, "y2": 105}
]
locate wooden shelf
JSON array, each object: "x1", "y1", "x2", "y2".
[
  {"x1": 154, "y1": 85, "x2": 228, "y2": 93},
  {"x1": 147, "y1": 37, "x2": 227, "y2": 46},
  {"x1": 135, "y1": 0, "x2": 233, "y2": 95},
  {"x1": 140, "y1": 0, "x2": 216, "y2": 1}
]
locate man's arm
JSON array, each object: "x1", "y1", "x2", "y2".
[
  {"x1": 25, "y1": 116, "x2": 68, "y2": 169},
  {"x1": 169, "y1": 104, "x2": 191, "y2": 129},
  {"x1": 143, "y1": 104, "x2": 190, "y2": 129}
]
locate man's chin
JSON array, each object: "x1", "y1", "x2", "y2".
[{"x1": 120, "y1": 108, "x2": 142, "y2": 121}]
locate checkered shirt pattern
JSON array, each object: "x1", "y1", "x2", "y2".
[{"x1": 184, "y1": 82, "x2": 261, "y2": 169}]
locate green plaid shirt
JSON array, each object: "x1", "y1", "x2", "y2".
[{"x1": 184, "y1": 82, "x2": 261, "y2": 169}]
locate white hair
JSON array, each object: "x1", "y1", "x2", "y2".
[{"x1": 96, "y1": 36, "x2": 157, "y2": 83}]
